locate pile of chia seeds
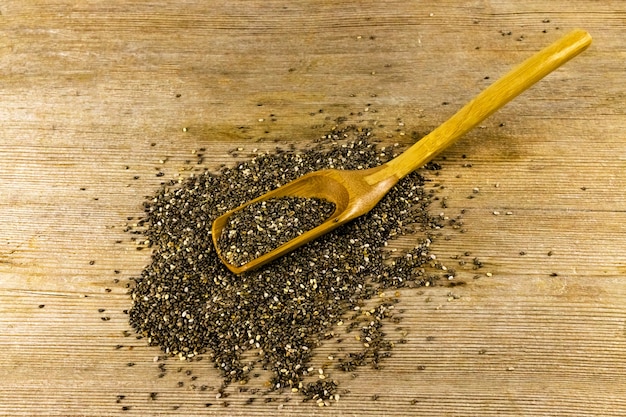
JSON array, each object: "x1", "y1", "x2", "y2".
[
  {"x1": 218, "y1": 196, "x2": 336, "y2": 267},
  {"x1": 127, "y1": 124, "x2": 447, "y2": 405}
]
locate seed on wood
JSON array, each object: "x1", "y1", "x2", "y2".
[{"x1": 124, "y1": 123, "x2": 455, "y2": 404}]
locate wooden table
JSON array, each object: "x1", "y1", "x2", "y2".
[{"x1": 1, "y1": 1, "x2": 625, "y2": 416}]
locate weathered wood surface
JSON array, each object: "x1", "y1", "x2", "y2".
[{"x1": 1, "y1": 1, "x2": 625, "y2": 416}]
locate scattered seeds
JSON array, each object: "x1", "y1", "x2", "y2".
[{"x1": 125, "y1": 123, "x2": 454, "y2": 403}]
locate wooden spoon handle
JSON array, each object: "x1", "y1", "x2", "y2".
[{"x1": 366, "y1": 29, "x2": 592, "y2": 185}]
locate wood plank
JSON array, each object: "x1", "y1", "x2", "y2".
[{"x1": 1, "y1": 0, "x2": 625, "y2": 416}]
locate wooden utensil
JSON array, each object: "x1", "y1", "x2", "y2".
[{"x1": 212, "y1": 29, "x2": 592, "y2": 274}]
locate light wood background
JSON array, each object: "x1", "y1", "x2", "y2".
[{"x1": 1, "y1": 1, "x2": 625, "y2": 416}]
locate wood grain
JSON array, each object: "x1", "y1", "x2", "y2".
[{"x1": 1, "y1": 1, "x2": 625, "y2": 416}]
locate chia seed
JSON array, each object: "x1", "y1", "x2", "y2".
[
  {"x1": 218, "y1": 196, "x2": 335, "y2": 267},
  {"x1": 126, "y1": 122, "x2": 447, "y2": 404}
]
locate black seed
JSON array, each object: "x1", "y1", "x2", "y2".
[
  {"x1": 218, "y1": 196, "x2": 335, "y2": 267},
  {"x1": 124, "y1": 123, "x2": 452, "y2": 404}
]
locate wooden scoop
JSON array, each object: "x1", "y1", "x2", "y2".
[{"x1": 212, "y1": 29, "x2": 592, "y2": 274}]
